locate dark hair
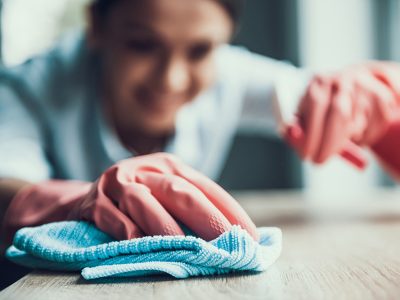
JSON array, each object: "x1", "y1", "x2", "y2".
[{"x1": 92, "y1": 0, "x2": 244, "y2": 26}]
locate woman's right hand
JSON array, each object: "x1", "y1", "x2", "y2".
[{"x1": 2, "y1": 153, "x2": 258, "y2": 245}]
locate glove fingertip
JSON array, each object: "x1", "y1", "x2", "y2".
[
  {"x1": 159, "y1": 222, "x2": 185, "y2": 236},
  {"x1": 237, "y1": 220, "x2": 259, "y2": 242}
]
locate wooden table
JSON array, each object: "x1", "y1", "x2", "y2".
[{"x1": 1, "y1": 189, "x2": 400, "y2": 300}]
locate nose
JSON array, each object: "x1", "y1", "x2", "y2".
[{"x1": 154, "y1": 55, "x2": 191, "y2": 95}]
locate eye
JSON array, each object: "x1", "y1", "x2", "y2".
[
  {"x1": 125, "y1": 39, "x2": 159, "y2": 54},
  {"x1": 188, "y1": 43, "x2": 212, "y2": 61}
]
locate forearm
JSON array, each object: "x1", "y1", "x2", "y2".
[
  {"x1": 370, "y1": 121, "x2": 400, "y2": 182},
  {"x1": 0, "y1": 178, "x2": 32, "y2": 255},
  {"x1": 1, "y1": 180, "x2": 92, "y2": 248}
]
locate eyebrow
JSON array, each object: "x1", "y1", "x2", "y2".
[
  {"x1": 120, "y1": 21, "x2": 226, "y2": 45},
  {"x1": 121, "y1": 21, "x2": 158, "y2": 34}
]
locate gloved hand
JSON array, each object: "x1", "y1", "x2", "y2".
[
  {"x1": 292, "y1": 61, "x2": 400, "y2": 164},
  {"x1": 1, "y1": 153, "x2": 258, "y2": 245}
]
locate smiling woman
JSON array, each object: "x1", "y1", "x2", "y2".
[{"x1": 2, "y1": 0, "x2": 293, "y2": 267}]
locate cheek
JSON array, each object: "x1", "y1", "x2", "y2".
[
  {"x1": 110, "y1": 58, "x2": 153, "y2": 95},
  {"x1": 102, "y1": 53, "x2": 155, "y2": 120},
  {"x1": 102, "y1": 45, "x2": 154, "y2": 90},
  {"x1": 190, "y1": 60, "x2": 216, "y2": 99}
]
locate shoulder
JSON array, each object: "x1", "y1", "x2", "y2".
[
  {"x1": 0, "y1": 31, "x2": 88, "y2": 108},
  {"x1": 214, "y1": 44, "x2": 286, "y2": 71}
]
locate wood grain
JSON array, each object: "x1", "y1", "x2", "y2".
[{"x1": 1, "y1": 189, "x2": 400, "y2": 300}]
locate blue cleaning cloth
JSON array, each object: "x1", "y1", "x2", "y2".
[{"x1": 6, "y1": 221, "x2": 282, "y2": 280}]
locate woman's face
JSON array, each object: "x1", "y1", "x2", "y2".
[{"x1": 89, "y1": 0, "x2": 233, "y2": 136}]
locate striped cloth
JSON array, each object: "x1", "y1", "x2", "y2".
[{"x1": 6, "y1": 221, "x2": 282, "y2": 280}]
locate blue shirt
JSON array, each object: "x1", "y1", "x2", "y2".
[{"x1": 0, "y1": 32, "x2": 308, "y2": 182}]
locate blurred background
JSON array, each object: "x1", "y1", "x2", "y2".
[{"x1": 0, "y1": 0, "x2": 399, "y2": 194}]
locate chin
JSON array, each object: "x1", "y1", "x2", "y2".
[{"x1": 140, "y1": 120, "x2": 175, "y2": 137}]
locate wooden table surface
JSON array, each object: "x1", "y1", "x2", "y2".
[{"x1": 1, "y1": 189, "x2": 400, "y2": 300}]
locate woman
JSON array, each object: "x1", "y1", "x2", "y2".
[{"x1": 1, "y1": 0, "x2": 399, "y2": 250}]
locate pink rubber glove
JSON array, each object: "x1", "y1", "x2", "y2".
[
  {"x1": 370, "y1": 120, "x2": 400, "y2": 181},
  {"x1": 294, "y1": 62, "x2": 400, "y2": 164},
  {"x1": 2, "y1": 153, "x2": 258, "y2": 245}
]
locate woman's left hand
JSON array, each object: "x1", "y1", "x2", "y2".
[{"x1": 294, "y1": 61, "x2": 400, "y2": 164}]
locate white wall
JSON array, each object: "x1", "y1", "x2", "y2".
[
  {"x1": 1, "y1": 0, "x2": 89, "y2": 66},
  {"x1": 388, "y1": 0, "x2": 400, "y2": 61},
  {"x1": 297, "y1": 0, "x2": 382, "y2": 196},
  {"x1": 299, "y1": 0, "x2": 374, "y2": 70}
]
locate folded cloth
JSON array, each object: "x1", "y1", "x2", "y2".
[{"x1": 5, "y1": 221, "x2": 282, "y2": 280}]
